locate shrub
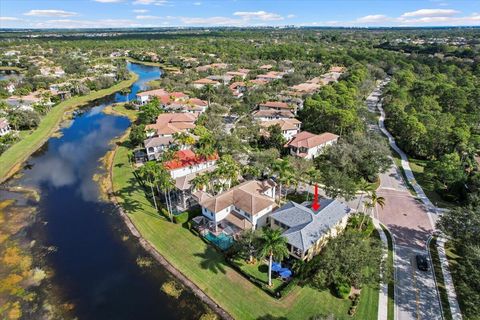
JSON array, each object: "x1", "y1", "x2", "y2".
[
  {"x1": 173, "y1": 211, "x2": 189, "y2": 224},
  {"x1": 333, "y1": 282, "x2": 351, "y2": 299}
]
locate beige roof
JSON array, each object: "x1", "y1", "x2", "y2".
[
  {"x1": 174, "y1": 166, "x2": 216, "y2": 191},
  {"x1": 286, "y1": 131, "x2": 339, "y2": 149},
  {"x1": 200, "y1": 180, "x2": 276, "y2": 215},
  {"x1": 137, "y1": 88, "x2": 168, "y2": 97},
  {"x1": 193, "y1": 78, "x2": 220, "y2": 85},
  {"x1": 260, "y1": 119, "x2": 302, "y2": 131},
  {"x1": 252, "y1": 110, "x2": 295, "y2": 119},
  {"x1": 146, "y1": 113, "x2": 197, "y2": 136},
  {"x1": 290, "y1": 82, "x2": 320, "y2": 93},
  {"x1": 259, "y1": 101, "x2": 291, "y2": 109}
]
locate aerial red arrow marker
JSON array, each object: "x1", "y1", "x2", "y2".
[{"x1": 312, "y1": 184, "x2": 320, "y2": 211}]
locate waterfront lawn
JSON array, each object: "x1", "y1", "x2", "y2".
[
  {"x1": 112, "y1": 144, "x2": 379, "y2": 320},
  {"x1": 231, "y1": 257, "x2": 284, "y2": 292},
  {"x1": 0, "y1": 74, "x2": 138, "y2": 182}
]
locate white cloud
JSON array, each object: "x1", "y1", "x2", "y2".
[
  {"x1": 355, "y1": 14, "x2": 390, "y2": 23},
  {"x1": 133, "y1": 0, "x2": 168, "y2": 5},
  {"x1": 0, "y1": 17, "x2": 20, "y2": 21},
  {"x1": 24, "y1": 9, "x2": 78, "y2": 17},
  {"x1": 287, "y1": 14, "x2": 296, "y2": 19},
  {"x1": 401, "y1": 9, "x2": 460, "y2": 17},
  {"x1": 93, "y1": 0, "x2": 125, "y2": 2},
  {"x1": 133, "y1": 9, "x2": 149, "y2": 13},
  {"x1": 135, "y1": 15, "x2": 162, "y2": 19},
  {"x1": 193, "y1": 2, "x2": 202, "y2": 5},
  {"x1": 233, "y1": 11, "x2": 284, "y2": 21}
]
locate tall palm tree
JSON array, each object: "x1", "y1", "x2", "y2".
[
  {"x1": 137, "y1": 162, "x2": 159, "y2": 211},
  {"x1": 272, "y1": 158, "x2": 294, "y2": 204},
  {"x1": 214, "y1": 155, "x2": 240, "y2": 190},
  {"x1": 202, "y1": 84, "x2": 215, "y2": 106},
  {"x1": 304, "y1": 167, "x2": 321, "y2": 201},
  {"x1": 191, "y1": 173, "x2": 209, "y2": 192},
  {"x1": 155, "y1": 164, "x2": 176, "y2": 221},
  {"x1": 258, "y1": 228, "x2": 289, "y2": 286},
  {"x1": 359, "y1": 191, "x2": 386, "y2": 230},
  {"x1": 173, "y1": 132, "x2": 195, "y2": 149}
]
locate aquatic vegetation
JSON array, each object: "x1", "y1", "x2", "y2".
[
  {"x1": 160, "y1": 280, "x2": 183, "y2": 299},
  {"x1": 136, "y1": 256, "x2": 154, "y2": 268}
]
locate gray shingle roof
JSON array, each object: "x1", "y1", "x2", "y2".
[{"x1": 270, "y1": 199, "x2": 351, "y2": 252}]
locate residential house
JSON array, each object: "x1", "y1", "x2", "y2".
[
  {"x1": 207, "y1": 75, "x2": 233, "y2": 85},
  {"x1": 144, "y1": 113, "x2": 197, "y2": 160},
  {"x1": 6, "y1": 92, "x2": 42, "y2": 110},
  {"x1": 195, "y1": 63, "x2": 229, "y2": 72},
  {"x1": 136, "y1": 88, "x2": 169, "y2": 105},
  {"x1": 285, "y1": 131, "x2": 339, "y2": 159},
  {"x1": 226, "y1": 70, "x2": 249, "y2": 80},
  {"x1": 256, "y1": 71, "x2": 285, "y2": 82},
  {"x1": 252, "y1": 109, "x2": 295, "y2": 121},
  {"x1": 193, "y1": 78, "x2": 221, "y2": 89},
  {"x1": 260, "y1": 119, "x2": 302, "y2": 140},
  {"x1": 229, "y1": 82, "x2": 247, "y2": 98},
  {"x1": 269, "y1": 199, "x2": 351, "y2": 261},
  {"x1": 197, "y1": 179, "x2": 277, "y2": 233},
  {"x1": 164, "y1": 150, "x2": 219, "y2": 210},
  {"x1": 259, "y1": 64, "x2": 273, "y2": 70},
  {"x1": 259, "y1": 101, "x2": 296, "y2": 114},
  {"x1": 0, "y1": 118, "x2": 12, "y2": 136}
]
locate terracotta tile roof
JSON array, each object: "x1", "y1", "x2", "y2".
[
  {"x1": 329, "y1": 66, "x2": 346, "y2": 73},
  {"x1": 259, "y1": 101, "x2": 291, "y2": 109},
  {"x1": 0, "y1": 118, "x2": 9, "y2": 129},
  {"x1": 285, "y1": 131, "x2": 339, "y2": 149},
  {"x1": 250, "y1": 79, "x2": 268, "y2": 85},
  {"x1": 146, "y1": 113, "x2": 197, "y2": 136},
  {"x1": 252, "y1": 110, "x2": 295, "y2": 118},
  {"x1": 193, "y1": 78, "x2": 220, "y2": 85},
  {"x1": 137, "y1": 88, "x2": 168, "y2": 97},
  {"x1": 200, "y1": 180, "x2": 276, "y2": 215},
  {"x1": 164, "y1": 150, "x2": 218, "y2": 170},
  {"x1": 260, "y1": 119, "x2": 302, "y2": 131}
]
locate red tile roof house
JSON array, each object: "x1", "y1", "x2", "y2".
[
  {"x1": 252, "y1": 109, "x2": 295, "y2": 121},
  {"x1": 144, "y1": 113, "x2": 198, "y2": 160},
  {"x1": 285, "y1": 131, "x2": 339, "y2": 159},
  {"x1": 135, "y1": 88, "x2": 169, "y2": 105},
  {"x1": 256, "y1": 71, "x2": 286, "y2": 82},
  {"x1": 195, "y1": 179, "x2": 277, "y2": 234},
  {"x1": 192, "y1": 78, "x2": 221, "y2": 89},
  {"x1": 229, "y1": 82, "x2": 247, "y2": 98},
  {"x1": 260, "y1": 119, "x2": 302, "y2": 140},
  {"x1": 259, "y1": 101, "x2": 297, "y2": 115},
  {"x1": 163, "y1": 150, "x2": 219, "y2": 210}
]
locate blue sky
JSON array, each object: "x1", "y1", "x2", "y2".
[{"x1": 1, "y1": 0, "x2": 479, "y2": 28}]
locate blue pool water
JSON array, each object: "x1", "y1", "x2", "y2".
[{"x1": 204, "y1": 232, "x2": 234, "y2": 250}]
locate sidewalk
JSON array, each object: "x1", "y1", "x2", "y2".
[{"x1": 437, "y1": 237, "x2": 463, "y2": 320}]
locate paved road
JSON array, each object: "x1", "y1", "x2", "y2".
[{"x1": 371, "y1": 80, "x2": 443, "y2": 320}]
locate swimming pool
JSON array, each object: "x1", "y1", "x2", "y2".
[{"x1": 204, "y1": 232, "x2": 234, "y2": 250}]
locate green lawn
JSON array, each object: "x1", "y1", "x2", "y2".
[
  {"x1": 381, "y1": 224, "x2": 395, "y2": 320},
  {"x1": 103, "y1": 103, "x2": 138, "y2": 121},
  {"x1": 0, "y1": 66, "x2": 25, "y2": 72},
  {"x1": 231, "y1": 257, "x2": 284, "y2": 292},
  {"x1": 112, "y1": 144, "x2": 380, "y2": 320},
  {"x1": 0, "y1": 74, "x2": 138, "y2": 182},
  {"x1": 429, "y1": 238, "x2": 453, "y2": 320}
]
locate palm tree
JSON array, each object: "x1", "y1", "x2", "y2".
[
  {"x1": 359, "y1": 191, "x2": 385, "y2": 230},
  {"x1": 304, "y1": 167, "x2": 321, "y2": 201},
  {"x1": 173, "y1": 132, "x2": 195, "y2": 149},
  {"x1": 258, "y1": 228, "x2": 289, "y2": 286},
  {"x1": 191, "y1": 173, "x2": 209, "y2": 192},
  {"x1": 214, "y1": 155, "x2": 240, "y2": 190},
  {"x1": 155, "y1": 164, "x2": 176, "y2": 221},
  {"x1": 137, "y1": 162, "x2": 159, "y2": 211},
  {"x1": 272, "y1": 158, "x2": 294, "y2": 204},
  {"x1": 202, "y1": 84, "x2": 215, "y2": 106}
]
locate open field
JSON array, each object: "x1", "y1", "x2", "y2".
[
  {"x1": 0, "y1": 73, "x2": 138, "y2": 182},
  {"x1": 111, "y1": 143, "x2": 380, "y2": 320}
]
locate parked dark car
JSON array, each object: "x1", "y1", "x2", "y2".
[{"x1": 416, "y1": 254, "x2": 429, "y2": 271}]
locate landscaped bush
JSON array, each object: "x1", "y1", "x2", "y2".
[
  {"x1": 173, "y1": 211, "x2": 189, "y2": 224},
  {"x1": 333, "y1": 282, "x2": 351, "y2": 299}
]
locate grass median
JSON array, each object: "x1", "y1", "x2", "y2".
[
  {"x1": 0, "y1": 73, "x2": 138, "y2": 182},
  {"x1": 429, "y1": 237, "x2": 453, "y2": 320},
  {"x1": 111, "y1": 142, "x2": 380, "y2": 320}
]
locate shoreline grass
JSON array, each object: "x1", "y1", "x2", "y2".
[
  {"x1": 111, "y1": 141, "x2": 380, "y2": 320},
  {"x1": 0, "y1": 66, "x2": 25, "y2": 72},
  {"x1": 429, "y1": 237, "x2": 453, "y2": 320},
  {"x1": 0, "y1": 73, "x2": 138, "y2": 183}
]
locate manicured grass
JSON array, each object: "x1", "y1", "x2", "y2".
[
  {"x1": 444, "y1": 241, "x2": 468, "y2": 319},
  {"x1": 429, "y1": 237, "x2": 453, "y2": 320},
  {"x1": 231, "y1": 257, "x2": 284, "y2": 291},
  {"x1": 112, "y1": 144, "x2": 379, "y2": 320},
  {"x1": 0, "y1": 74, "x2": 138, "y2": 182},
  {"x1": 381, "y1": 224, "x2": 395, "y2": 320}
]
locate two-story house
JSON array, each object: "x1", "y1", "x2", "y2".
[
  {"x1": 269, "y1": 199, "x2": 351, "y2": 261},
  {"x1": 260, "y1": 119, "x2": 302, "y2": 141},
  {"x1": 197, "y1": 180, "x2": 277, "y2": 233},
  {"x1": 285, "y1": 131, "x2": 339, "y2": 159}
]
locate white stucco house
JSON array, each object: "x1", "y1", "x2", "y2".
[{"x1": 285, "y1": 131, "x2": 339, "y2": 159}]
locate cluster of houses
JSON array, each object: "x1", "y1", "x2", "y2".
[
  {"x1": 132, "y1": 62, "x2": 351, "y2": 262},
  {"x1": 0, "y1": 118, "x2": 12, "y2": 136}
]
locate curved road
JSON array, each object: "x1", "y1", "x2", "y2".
[{"x1": 370, "y1": 79, "x2": 461, "y2": 320}]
